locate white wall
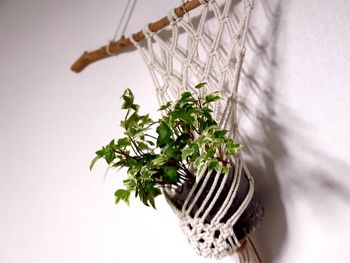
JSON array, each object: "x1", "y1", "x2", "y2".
[{"x1": 1, "y1": 0, "x2": 349, "y2": 262}]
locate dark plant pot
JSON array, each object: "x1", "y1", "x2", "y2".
[{"x1": 164, "y1": 166, "x2": 264, "y2": 250}]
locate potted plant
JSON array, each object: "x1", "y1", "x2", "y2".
[{"x1": 90, "y1": 83, "x2": 263, "y2": 258}]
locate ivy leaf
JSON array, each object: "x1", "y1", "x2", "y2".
[
  {"x1": 158, "y1": 101, "x2": 172, "y2": 111},
  {"x1": 205, "y1": 93, "x2": 221, "y2": 104},
  {"x1": 117, "y1": 137, "x2": 130, "y2": 148},
  {"x1": 207, "y1": 160, "x2": 220, "y2": 172},
  {"x1": 196, "y1": 162, "x2": 206, "y2": 178},
  {"x1": 163, "y1": 146, "x2": 180, "y2": 158},
  {"x1": 179, "y1": 92, "x2": 192, "y2": 101},
  {"x1": 148, "y1": 193, "x2": 156, "y2": 209},
  {"x1": 174, "y1": 133, "x2": 190, "y2": 148},
  {"x1": 140, "y1": 168, "x2": 156, "y2": 180},
  {"x1": 140, "y1": 114, "x2": 153, "y2": 126},
  {"x1": 204, "y1": 149, "x2": 216, "y2": 159},
  {"x1": 124, "y1": 111, "x2": 139, "y2": 130},
  {"x1": 194, "y1": 155, "x2": 205, "y2": 167},
  {"x1": 95, "y1": 148, "x2": 105, "y2": 158},
  {"x1": 89, "y1": 156, "x2": 100, "y2": 170},
  {"x1": 122, "y1": 89, "x2": 139, "y2": 112},
  {"x1": 182, "y1": 145, "x2": 197, "y2": 160},
  {"x1": 226, "y1": 140, "x2": 241, "y2": 154},
  {"x1": 152, "y1": 154, "x2": 169, "y2": 166},
  {"x1": 214, "y1": 130, "x2": 227, "y2": 138},
  {"x1": 124, "y1": 177, "x2": 137, "y2": 192},
  {"x1": 137, "y1": 141, "x2": 150, "y2": 151},
  {"x1": 169, "y1": 109, "x2": 195, "y2": 125},
  {"x1": 162, "y1": 167, "x2": 178, "y2": 184},
  {"x1": 222, "y1": 166, "x2": 229, "y2": 174},
  {"x1": 156, "y1": 122, "x2": 172, "y2": 147},
  {"x1": 144, "y1": 181, "x2": 157, "y2": 208},
  {"x1": 195, "y1": 82, "x2": 207, "y2": 89},
  {"x1": 105, "y1": 149, "x2": 115, "y2": 165},
  {"x1": 115, "y1": 189, "x2": 130, "y2": 205}
]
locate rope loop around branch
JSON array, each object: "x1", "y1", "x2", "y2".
[
  {"x1": 244, "y1": 0, "x2": 255, "y2": 9},
  {"x1": 142, "y1": 24, "x2": 155, "y2": 38},
  {"x1": 167, "y1": 9, "x2": 182, "y2": 25},
  {"x1": 198, "y1": 0, "x2": 210, "y2": 5}
]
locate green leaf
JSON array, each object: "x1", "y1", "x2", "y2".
[
  {"x1": 156, "y1": 122, "x2": 172, "y2": 147},
  {"x1": 222, "y1": 166, "x2": 229, "y2": 174},
  {"x1": 95, "y1": 148, "x2": 105, "y2": 157},
  {"x1": 169, "y1": 110, "x2": 195, "y2": 125},
  {"x1": 144, "y1": 181, "x2": 158, "y2": 208},
  {"x1": 205, "y1": 93, "x2": 221, "y2": 104},
  {"x1": 126, "y1": 127, "x2": 143, "y2": 138},
  {"x1": 124, "y1": 178, "x2": 137, "y2": 191},
  {"x1": 179, "y1": 92, "x2": 192, "y2": 101},
  {"x1": 116, "y1": 137, "x2": 130, "y2": 148},
  {"x1": 226, "y1": 140, "x2": 241, "y2": 154},
  {"x1": 182, "y1": 145, "x2": 196, "y2": 160},
  {"x1": 204, "y1": 148, "x2": 216, "y2": 159},
  {"x1": 137, "y1": 141, "x2": 150, "y2": 151},
  {"x1": 152, "y1": 154, "x2": 169, "y2": 166},
  {"x1": 140, "y1": 168, "x2": 156, "y2": 179},
  {"x1": 148, "y1": 192, "x2": 156, "y2": 209},
  {"x1": 105, "y1": 149, "x2": 115, "y2": 165},
  {"x1": 122, "y1": 89, "x2": 139, "y2": 111},
  {"x1": 163, "y1": 146, "x2": 180, "y2": 158},
  {"x1": 194, "y1": 155, "x2": 205, "y2": 167},
  {"x1": 162, "y1": 167, "x2": 178, "y2": 183},
  {"x1": 207, "y1": 160, "x2": 220, "y2": 172},
  {"x1": 195, "y1": 82, "x2": 207, "y2": 89},
  {"x1": 140, "y1": 114, "x2": 153, "y2": 126},
  {"x1": 196, "y1": 162, "x2": 206, "y2": 178},
  {"x1": 89, "y1": 156, "x2": 100, "y2": 170},
  {"x1": 115, "y1": 189, "x2": 130, "y2": 205},
  {"x1": 174, "y1": 133, "x2": 190, "y2": 148},
  {"x1": 158, "y1": 101, "x2": 172, "y2": 111},
  {"x1": 214, "y1": 130, "x2": 227, "y2": 138},
  {"x1": 124, "y1": 111, "x2": 139, "y2": 130}
]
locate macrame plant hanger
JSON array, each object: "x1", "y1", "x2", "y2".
[{"x1": 71, "y1": 0, "x2": 263, "y2": 262}]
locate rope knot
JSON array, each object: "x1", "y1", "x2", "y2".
[
  {"x1": 167, "y1": 9, "x2": 182, "y2": 25},
  {"x1": 245, "y1": 0, "x2": 255, "y2": 10},
  {"x1": 198, "y1": 0, "x2": 210, "y2": 5}
]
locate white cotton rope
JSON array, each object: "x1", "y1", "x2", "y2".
[
  {"x1": 107, "y1": 0, "x2": 137, "y2": 56},
  {"x1": 131, "y1": 0, "x2": 258, "y2": 261}
]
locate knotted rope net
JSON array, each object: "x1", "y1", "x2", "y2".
[{"x1": 130, "y1": 0, "x2": 262, "y2": 260}]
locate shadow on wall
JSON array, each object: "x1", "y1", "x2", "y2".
[
  {"x1": 239, "y1": 0, "x2": 350, "y2": 262},
  {"x1": 132, "y1": 0, "x2": 350, "y2": 261},
  {"x1": 0, "y1": 1, "x2": 6, "y2": 8},
  {"x1": 237, "y1": 0, "x2": 287, "y2": 261}
]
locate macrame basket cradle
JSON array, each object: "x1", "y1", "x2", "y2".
[{"x1": 129, "y1": 0, "x2": 264, "y2": 260}]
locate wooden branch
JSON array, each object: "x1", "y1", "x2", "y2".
[{"x1": 71, "y1": 0, "x2": 203, "y2": 73}]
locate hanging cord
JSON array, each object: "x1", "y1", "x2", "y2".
[
  {"x1": 106, "y1": 0, "x2": 137, "y2": 55},
  {"x1": 181, "y1": 0, "x2": 194, "y2": 26}
]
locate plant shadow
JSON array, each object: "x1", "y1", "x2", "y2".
[
  {"x1": 236, "y1": 0, "x2": 287, "y2": 261},
  {"x1": 237, "y1": 0, "x2": 350, "y2": 262}
]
